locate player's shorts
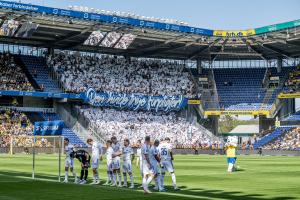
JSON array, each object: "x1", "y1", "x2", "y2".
[
  {"x1": 107, "y1": 160, "x2": 113, "y2": 171},
  {"x1": 227, "y1": 157, "x2": 237, "y2": 164},
  {"x1": 92, "y1": 158, "x2": 100, "y2": 169},
  {"x1": 161, "y1": 160, "x2": 174, "y2": 173},
  {"x1": 65, "y1": 158, "x2": 74, "y2": 168},
  {"x1": 112, "y1": 157, "x2": 121, "y2": 170},
  {"x1": 82, "y1": 159, "x2": 90, "y2": 168},
  {"x1": 150, "y1": 162, "x2": 160, "y2": 175},
  {"x1": 123, "y1": 161, "x2": 132, "y2": 173},
  {"x1": 142, "y1": 162, "x2": 154, "y2": 175}
]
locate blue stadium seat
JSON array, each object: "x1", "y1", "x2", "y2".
[
  {"x1": 208, "y1": 67, "x2": 293, "y2": 110},
  {"x1": 253, "y1": 127, "x2": 292, "y2": 149},
  {"x1": 19, "y1": 55, "x2": 62, "y2": 93}
]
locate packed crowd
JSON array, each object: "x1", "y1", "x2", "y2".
[
  {"x1": 47, "y1": 53, "x2": 197, "y2": 98},
  {"x1": 0, "y1": 110, "x2": 51, "y2": 148},
  {"x1": 79, "y1": 107, "x2": 215, "y2": 148},
  {"x1": 0, "y1": 53, "x2": 33, "y2": 91},
  {"x1": 0, "y1": 110, "x2": 33, "y2": 147},
  {"x1": 263, "y1": 127, "x2": 300, "y2": 150},
  {"x1": 283, "y1": 65, "x2": 300, "y2": 93}
]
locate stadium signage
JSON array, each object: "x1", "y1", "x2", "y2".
[
  {"x1": 34, "y1": 120, "x2": 64, "y2": 136},
  {"x1": 1, "y1": 0, "x2": 299, "y2": 37},
  {"x1": 0, "y1": 90, "x2": 83, "y2": 99},
  {"x1": 278, "y1": 93, "x2": 300, "y2": 99},
  {"x1": 204, "y1": 110, "x2": 269, "y2": 116},
  {"x1": 213, "y1": 29, "x2": 256, "y2": 37},
  {"x1": 84, "y1": 88, "x2": 188, "y2": 112}
]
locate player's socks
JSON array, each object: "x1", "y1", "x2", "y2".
[
  {"x1": 112, "y1": 173, "x2": 117, "y2": 186},
  {"x1": 157, "y1": 175, "x2": 163, "y2": 190},
  {"x1": 72, "y1": 172, "x2": 77, "y2": 183},
  {"x1": 161, "y1": 173, "x2": 165, "y2": 189},
  {"x1": 123, "y1": 173, "x2": 127, "y2": 186},
  {"x1": 80, "y1": 169, "x2": 84, "y2": 181},
  {"x1": 64, "y1": 171, "x2": 68, "y2": 182},
  {"x1": 84, "y1": 169, "x2": 88, "y2": 181},
  {"x1": 146, "y1": 176, "x2": 153, "y2": 185},
  {"x1": 154, "y1": 176, "x2": 161, "y2": 190},
  {"x1": 130, "y1": 174, "x2": 134, "y2": 187},
  {"x1": 171, "y1": 173, "x2": 177, "y2": 188},
  {"x1": 117, "y1": 172, "x2": 122, "y2": 186},
  {"x1": 142, "y1": 177, "x2": 147, "y2": 190}
]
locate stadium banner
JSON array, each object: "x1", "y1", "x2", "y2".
[
  {"x1": 278, "y1": 93, "x2": 300, "y2": 99},
  {"x1": 0, "y1": 0, "x2": 213, "y2": 36},
  {"x1": 255, "y1": 19, "x2": 300, "y2": 35},
  {"x1": 83, "y1": 88, "x2": 188, "y2": 112},
  {"x1": 188, "y1": 99, "x2": 201, "y2": 105},
  {"x1": 0, "y1": 90, "x2": 83, "y2": 99},
  {"x1": 213, "y1": 29, "x2": 256, "y2": 37},
  {"x1": 33, "y1": 120, "x2": 64, "y2": 136},
  {"x1": 204, "y1": 110, "x2": 269, "y2": 116}
]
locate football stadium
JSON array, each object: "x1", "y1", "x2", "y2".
[{"x1": 0, "y1": 0, "x2": 299, "y2": 199}]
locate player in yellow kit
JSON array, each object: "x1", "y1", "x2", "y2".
[{"x1": 224, "y1": 136, "x2": 238, "y2": 173}]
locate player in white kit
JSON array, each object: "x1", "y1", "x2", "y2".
[
  {"x1": 136, "y1": 140, "x2": 143, "y2": 176},
  {"x1": 122, "y1": 138, "x2": 135, "y2": 188},
  {"x1": 111, "y1": 136, "x2": 122, "y2": 187},
  {"x1": 87, "y1": 138, "x2": 103, "y2": 184},
  {"x1": 141, "y1": 136, "x2": 154, "y2": 194},
  {"x1": 150, "y1": 139, "x2": 164, "y2": 192},
  {"x1": 104, "y1": 140, "x2": 114, "y2": 185},
  {"x1": 158, "y1": 137, "x2": 179, "y2": 190},
  {"x1": 63, "y1": 138, "x2": 77, "y2": 183}
]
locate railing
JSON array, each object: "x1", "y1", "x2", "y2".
[{"x1": 48, "y1": 64, "x2": 66, "y2": 93}]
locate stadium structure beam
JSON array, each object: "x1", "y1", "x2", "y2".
[
  {"x1": 51, "y1": 23, "x2": 101, "y2": 46},
  {"x1": 208, "y1": 39, "x2": 228, "y2": 62},
  {"x1": 249, "y1": 38, "x2": 292, "y2": 59},
  {"x1": 241, "y1": 38, "x2": 268, "y2": 60},
  {"x1": 188, "y1": 38, "x2": 222, "y2": 60},
  {"x1": 131, "y1": 34, "x2": 194, "y2": 56},
  {"x1": 262, "y1": 43, "x2": 292, "y2": 58},
  {"x1": 286, "y1": 40, "x2": 300, "y2": 48}
]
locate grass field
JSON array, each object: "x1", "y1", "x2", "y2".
[{"x1": 0, "y1": 154, "x2": 299, "y2": 200}]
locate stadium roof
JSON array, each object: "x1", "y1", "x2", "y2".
[
  {"x1": 0, "y1": 0, "x2": 300, "y2": 61},
  {"x1": 229, "y1": 125, "x2": 259, "y2": 134}
]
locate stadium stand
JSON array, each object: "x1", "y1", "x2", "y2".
[
  {"x1": 39, "y1": 113, "x2": 87, "y2": 147},
  {"x1": 263, "y1": 127, "x2": 300, "y2": 150},
  {"x1": 18, "y1": 55, "x2": 61, "y2": 93},
  {"x1": 211, "y1": 67, "x2": 293, "y2": 110},
  {"x1": 47, "y1": 53, "x2": 196, "y2": 97},
  {"x1": 253, "y1": 127, "x2": 293, "y2": 149},
  {"x1": 0, "y1": 110, "x2": 36, "y2": 147},
  {"x1": 0, "y1": 53, "x2": 33, "y2": 91},
  {"x1": 282, "y1": 65, "x2": 300, "y2": 94},
  {"x1": 284, "y1": 113, "x2": 300, "y2": 121},
  {"x1": 79, "y1": 107, "x2": 217, "y2": 148}
]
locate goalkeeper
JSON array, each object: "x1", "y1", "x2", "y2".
[{"x1": 73, "y1": 149, "x2": 91, "y2": 184}]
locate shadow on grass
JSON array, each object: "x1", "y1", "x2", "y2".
[{"x1": 0, "y1": 171, "x2": 297, "y2": 200}]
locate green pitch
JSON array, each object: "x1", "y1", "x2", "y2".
[{"x1": 0, "y1": 154, "x2": 299, "y2": 200}]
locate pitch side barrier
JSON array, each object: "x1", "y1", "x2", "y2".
[
  {"x1": 0, "y1": 0, "x2": 299, "y2": 37},
  {"x1": 1, "y1": 147, "x2": 299, "y2": 156}
]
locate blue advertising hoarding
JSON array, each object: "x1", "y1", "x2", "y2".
[
  {"x1": 0, "y1": 0, "x2": 213, "y2": 36},
  {"x1": 83, "y1": 88, "x2": 188, "y2": 112},
  {"x1": 34, "y1": 120, "x2": 64, "y2": 136}
]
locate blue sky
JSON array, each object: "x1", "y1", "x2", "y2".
[{"x1": 12, "y1": 0, "x2": 300, "y2": 30}]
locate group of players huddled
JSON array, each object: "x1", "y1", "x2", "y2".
[{"x1": 63, "y1": 135, "x2": 179, "y2": 194}]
